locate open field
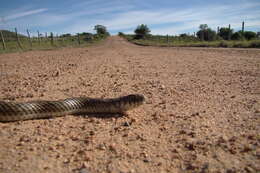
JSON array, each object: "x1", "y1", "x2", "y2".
[
  {"x1": 123, "y1": 35, "x2": 260, "y2": 48},
  {"x1": 0, "y1": 36, "x2": 259, "y2": 173},
  {"x1": 0, "y1": 34, "x2": 105, "y2": 54}
]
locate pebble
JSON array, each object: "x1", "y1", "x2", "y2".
[
  {"x1": 26, "y1": 93, "x2": 34, "y2": 98},
  {"x1": 122, "y1": 121, "x2": 131, "y2": 127},
  {"x1": 79, "y1": 168, "x2": 89, "y2": 173}
]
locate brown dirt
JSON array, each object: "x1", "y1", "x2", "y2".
[{"x1": 0, "y1": 36, "x2": 259, "y2": 173}]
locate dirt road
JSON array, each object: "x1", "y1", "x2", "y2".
[{"x1": 0, "y1": 36, "x2": 259, "y2": 173}]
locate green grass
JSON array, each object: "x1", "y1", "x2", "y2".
[
  {"x1": 0, "y1": 36, "x2": 106, "y2": 54},
  {"x1": 123, "y1": 35, "x2": 260, "y2": 48}
]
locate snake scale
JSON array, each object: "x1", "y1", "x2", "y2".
[{"x1": 0, "y1": 94, "x2": 145, "y2": 122}]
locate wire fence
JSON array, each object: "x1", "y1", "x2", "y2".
[{"x1": 0, "y1": 28, "x2": 99, "y2": 52}]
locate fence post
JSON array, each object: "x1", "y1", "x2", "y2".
[
  {"x1": 0, "y1": 30, "x2": 6, "y2": 50},
  {"x1": 26, "y1": 29, "x2": 32, "y2": 48},
  {"x1": 15, "y1": 28, "x2": 22, "y2": 49},
  {"x1": 242, "y1": 21, "x2": 244, "y2": 33},
  {"x1": 50, "y1": 32, "x2": 54, "y2": 46},
  {"x1": 228, "y1": 24, "x2": 231, "y2": 40},
  {"x1": 77, "y1": 33, "x2": 81, "y2": 45},
  {"x1": 167, "y1": 34, "x2": 169, "y2": 45},
  {"x1": 45, "y1": 32, "x2": 48, "y2": 41},
  {"x1": 37, "y1": 30, "x2": 41, "y2": 45}
]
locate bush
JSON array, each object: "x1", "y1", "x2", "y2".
[
  {"x1": 233, "y1": 42, "x2": 245, "y2": 48},
  {"x1": 249, "y1": 40, "x2": 260, "y2": 48},
  {"x1": 134, "y1": 24, "x2": 151, "y2": 39},
  {"x1": 218, "y1": 27, "x2": 233, "y2": 40},
  {"x1": 118, "y1": 32, "x2": 124, "y2": 36},
  {"x1": 218, "y1": 41, "x2": 229, "y2": 47},
  {"x1": 197, "y1": 29, "x2": 217, "y2": 41},
  {"x1": 82, "y1": 33, "x2": 94, "y2": 41},
  {"x1": 94, "y1": 25, "x2": 110, "y2": 36},
  {"x1": 231, "y1": 32, "x2": 244, "y2": 40},
  {"x1": 243, "y1": 31, "x2": 257, "y2": 40},
  {"x1": 180, "y1": 33, "x2": 188, "y2": 38},
  {"x1": 60, "y1": 33, "x2": 71, "y2": 37},
  {"x1": 196, "y1": 24, "x2": 217, "y2": 41}
]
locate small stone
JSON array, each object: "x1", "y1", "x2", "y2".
[
  {"x1": 242, "y1": 144, "x2": 253, "y2": 152},
  {"x1": 63, "y1": 159, "x2": 70, "y2": 164},
  {"x1": 143, "y1": 159, "x2": 149, "y2": 163},
  {"x1": 26, "y1": 93, "x2": 34, "y2": 98},
  {"x1": 218, "y1": 135, "x2": 228, "y2": 143},
  {"x1": 89, "y1": 131, "x2": 95, "y2": 136},
  {"x1": 97, "y1": 144, "x2": 106, "y2": 150},
  {"x1": 108, "y1": 143, "x2": 117, "y2": 152},
  {"x1": 79, "y1": 168, "x2": 89, "y2": 173},
  {"x1": 185, "y1": 140, "x2": 196, "y2": 150},
  {"x1": 160, "y1": 85, "x2": 165, "y2": 89},
  {"x1": 122, "y1": 121, "x2": 130, "y2": 127},
  {"x1": 53, "y1": 71, "x2": 59, "y2": 77},
  {"x1": 191, "y1": 112, "x2": 199, "y2": 117},
  {"x1": 179, "y1": 130, "x2": 186, "y2": 134},
  {"x1": 244, "y1": 166, "x2": 254, "y2": 173}
]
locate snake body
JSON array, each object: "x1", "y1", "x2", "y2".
[{"x1": 0, "y1": 94, "x2": 145, "y2": 122}]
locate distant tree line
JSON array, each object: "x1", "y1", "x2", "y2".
[
  {"x1": 126, "y1": 23, "x2": 259, "y2": 41},
  {"x1": 196, "y1": 24, "x2": 258, "y2": 41},
  {"x1": 1, "y1": 25, "x2": 109, "y2": 42}
]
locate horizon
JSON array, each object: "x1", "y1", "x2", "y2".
[{"x1": 0, "y1": 0, "x2": 260, "y2": 36}]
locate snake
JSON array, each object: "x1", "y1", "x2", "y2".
[{"x1": 0, "y1": 94, "x2": 145, "y2": 122}]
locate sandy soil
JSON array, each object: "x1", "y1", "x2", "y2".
[{"x1": 0, "y1": 36, "x2": 259, "y2": 173}]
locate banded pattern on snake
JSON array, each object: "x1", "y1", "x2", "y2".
[{"x1": 0, "y1": 94, "x2": 145, "y2": 122}]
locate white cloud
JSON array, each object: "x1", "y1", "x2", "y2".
[
  {"x1": 5, "y1": 8, "x2": 48, "y2": 20},
  {"x1": 63, "y1": 1, "x2": 260, "y2": 34},
  {"x1": 1, "y1": 1, "x2": 259, "y2": 35}
]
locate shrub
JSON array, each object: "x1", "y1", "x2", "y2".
[
  {"x1": 218, "y1": 41, "x2": 229, "y2": 47},
  {"x1": 231, "y1": 32, "x2": 244, "y2": 40},
  {"x1": 196, "y1": 24, "x2": 217, "y2": 41},
  {"x1": 180, "y1": 33, "x2": 188, "y2": 38},
  {"x1": 134, "y1": 24, "x2": 151, "y2": 39},
  {"x1": 196, "y1": 29, "x2": 217, "y2": 41},
  {"x1": 82, "y1": 33, "x2": 93, "y2": 41},
  {"x1": 233, "y1": 42, "x2": 245, "y2": 48},
  {"x1": 118, "y1": 32, "x2": 124, "y2": 36},
  {"x1": 94, "y1": 25, "x2": 110, "y2": 36},
  {"x1": 218, "y1": 27, "x2": 233, "y2": 40},
  {"x1": 243, "y1": 31, "x2": 257, "y2": 40},
  {"x1": 249, "y1": 40, "x2": 260, "y2": 48}
]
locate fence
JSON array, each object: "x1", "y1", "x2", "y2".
[{"x1": 0, "y1": 28, "x2": 98, "y2": 52}]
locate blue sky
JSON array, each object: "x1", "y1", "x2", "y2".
[{"x1": 0, "y1": 0, "x2": 259, "y2": 35}]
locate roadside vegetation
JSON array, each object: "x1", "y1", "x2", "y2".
[
  {"x1": 0, "y1": 25, "x2": 109, "y2": 53},
  {"x1": 119, "y1": 24, "x2": 260, "y2": 48}
]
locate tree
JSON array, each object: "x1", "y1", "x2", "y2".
[
  {"x1": 134, "y1": 24, "x2": 151, "y2": 39},
  {"x1": 94, "y1": 25, "x2": 109, "y2": 36},
  {"x1": 199, "y1": 24, "x2": 208, "y2": 30},
  {"x1": 81, "y1": 32, "x2": 94, "y2": 41},
  {"x1": 257, "y1": 32, "x2": 260, "y2": 38},
  {"x1": 243, "y1": 31, "x2": 257, "y2": 40},
  {"x1": 118, "y1": 32, "x2": 124, "y2": 36},
  {"x1": 180, "y1": 33, "x2": 188, "y2": 38},
  {"x1": 231, "y1": 31, "x2": 244, "y2": 40},
  {"x1": 60, "y1": 33, "x2": 71, "y2": 37},
  {"x1": 218, "y1": 27, "x2": 233, "y2": 40},
  {"x1": 196, "y1": 24, "x2": 216, "y2": 41}
]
